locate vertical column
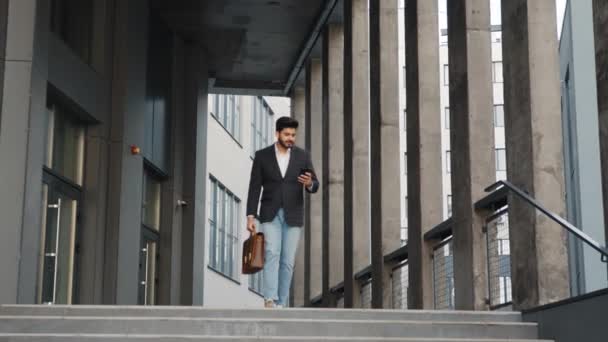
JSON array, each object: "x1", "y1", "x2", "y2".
[
  {"x1": 502, "y1": 0, "x2": 569, "y2": 309},
  {"x1": 594, "y1": 0, "x2": 608, "y2": 245},
  {"x1": 291, "y1": 86, "x2": 307, "y2": 307},
  {"x1": 104, "y1": 0, "x2": 151, "y2": 304},
  {"x1": 369, "y1": 0, "x2": 382, "y2": 309},
  {"x1": 308, "y1": 58, "x2": 324, "y2": 302},
  {"x1": 180, "y1": 45, "x2": 209, "y2": 306},
  {"x1": 379, "y1": 0, "x2": 401, "y2": 308},
  {"x1": 325, "y1": 24, "x2": 345, "y2": 295},
  {"x1": 447, "y1": 0, "x2": 493, "y2": 310},
  {"x1": 343, "y1": 0, "x2": 354, "y2": 308},
  {"x1": 321, "y1": 28, "x2": 331, "y2": 306},
  {"x1": 0, "y1": 0, "x2": 49, "y2": 304},
  {"x1": 158, "y1": 33, "x2": 187, "y2": 305},
  {"x1": 352, "y1": 0, "x2": 371, "y2": 308},
  {"x1": 405, "y1": 0, "x2": 443, "y2": 309},
  {"x1": 304, "y1": 63, "x2": 313, "y2": 304}
]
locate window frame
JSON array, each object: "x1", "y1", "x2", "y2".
[{"x1": 208, "y1": 176, "x2": 241, "y2": 281}]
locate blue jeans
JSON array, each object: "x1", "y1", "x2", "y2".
[{"x1": 261, "y1": 209, "x2": 301, "y2": 306}]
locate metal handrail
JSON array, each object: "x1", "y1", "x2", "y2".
[{"x1": 485, "y1": 180, "x2": 608, "y2": 262}]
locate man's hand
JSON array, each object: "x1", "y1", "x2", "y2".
[
  {"x1": 247, "y1": 215, "x2": 257, "y2": 233},
  {"x1": 298, "y1": 172, "x2": 313, "y2": 189}
]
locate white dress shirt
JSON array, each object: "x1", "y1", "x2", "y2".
[{"x1": 275, "y1": 144, "x2": 291, "y2": 178}]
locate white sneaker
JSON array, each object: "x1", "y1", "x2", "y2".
[{"x1": 264, "y1": 299, "x2": 276, "y2": 308}]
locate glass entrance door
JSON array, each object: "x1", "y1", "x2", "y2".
[
  {"x1": 39, "y1": 99, "x2": 86, "y2": 304},
  {"x1": 40, "y1": 181, "x2": 81, "y2": 304},
  {"x1": 138, "y1": 168, "x2": 162, "y2": 305},
  {"x1": 138, "y1": 228, "x2": 159, "y2": 305}
]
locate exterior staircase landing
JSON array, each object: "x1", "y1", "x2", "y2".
[{"x1": 0, "y1": 305, "x2": 552, "y2": 341}]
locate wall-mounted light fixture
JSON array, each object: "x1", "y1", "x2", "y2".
[{"x1": 130, "y1": 145, "x2": 141, "y2": 155}]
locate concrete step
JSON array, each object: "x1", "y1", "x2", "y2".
[
  {"x1": 0, "y1": 316, "x2": 538, "y2": 339},
  {"x1": 0, "y1": 335, "x2": 553, "y2": 342},
  {"x1": 0, "y1": 305, "x2": 522, "y2": 323}
]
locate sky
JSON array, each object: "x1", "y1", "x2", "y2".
[{"x1": 437, "y1": 0, "x2": 568, "y2": 36}]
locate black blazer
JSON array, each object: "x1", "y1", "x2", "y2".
[{"x1": 246, "y1": 145, "x2": 319, "y2": 227}]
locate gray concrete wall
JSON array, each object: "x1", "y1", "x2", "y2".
[
  {"x1": 0, "y1": 0, "x2": 41, "y2": 304},
  {"x1": 523, "y1": 289, "x2": 608, "y2": 342},
  {"x1": 560, "y1": 0, "x2": 608, "y2": 295}
]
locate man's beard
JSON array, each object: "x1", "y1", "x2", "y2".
[{"x1": 278, "y1": 138, "x2": 294, "y2": 149}]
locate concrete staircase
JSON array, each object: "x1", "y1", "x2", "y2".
[{"x1": 0, "y1": 305, "x2": 551, "y2": 342}]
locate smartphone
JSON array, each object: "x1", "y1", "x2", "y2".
[{"x1": 300, "y1": 168, "x2": 314, "y2": 176}]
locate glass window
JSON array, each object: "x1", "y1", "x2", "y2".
[
  {"x1": 403, "y1": 153, "x2": 407, "y2": 175},
  {"x1": 447, "y1": 195, "x2": 452, "y2": 217},
  {"x1": 142, "y1": 170, "x2": 161, "y2": 230},
  {"x1": 211, "y1": 94, "x2": 240, "y2": 142},
  {"x1": 209, "y1": 177, "x2": 240, "y2": 280},
  {"x1": 251, "y1": 97, "x2": 274, "y2": 155},
  {"x1": 249, "y1": 269, "x2": 264, "y2": 294},
  {"x1": 445, "y1": 107, "x2": 450, "y2": 129},
  {"x1": 492, "y1": 62, "x2": 503, "y2": 83},
  {"x1": 45, "y1": 103, "x2": 85, "y2": 185},
  {"x1": 234, "y1": 97, "x2": 241, "y2": 141},
  {"x1": 50, "y1": 0, "x2": 94, "y2": 64},
  {"x1": 443, "y1": 64, "x2": 449, "y2": 86},
  {"x1": 494, "y1": 105, "x2": 505, "y2": 127},
  {"x1": 496, "y1": 148, "x2": 507, "y2": 171},
  {"x1": 446, "y1": 151, "x2": 451, "y2": 174}
]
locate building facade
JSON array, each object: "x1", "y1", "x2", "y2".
[
  {"x1": 1, "y1": 0, "x2": 606, "y2": 316},
  {"x1": 205, "y1": 94, "x2": 288, "y2": 308},
  {"x1": 559, "y1": 0, "x2": 608, "y2": 295}
]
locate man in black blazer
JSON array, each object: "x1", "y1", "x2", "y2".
[{"x1": 246, "y1": 116, "x2": 319, "y2": 308}]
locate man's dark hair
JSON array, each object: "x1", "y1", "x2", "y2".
[{"x1": 276, "y1": 116, "x2": 299, "y2": 132}]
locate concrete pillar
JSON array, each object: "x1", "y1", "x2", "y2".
[
  {"x1": 324, "y1": 24, "x2": 345, "y2": 293},
  {"x1": 0, "y1": 0, "x2": 49, "y2": 304},
  {"x1": 304, "y1": 66, "x2": 313, "y2": 304},
  {"x1": 342, "y1": 0, "x2": 354, "y2": 309},
  {"x1": 502, "y1": 0, "x2": 570, "y2": 309},
  {"x1": 291, "y1": 86, "x2": 306, "y2": 307},
  {"x1": 351, "y1": 0, "x2": 371, "y2": 308},
  {"x1": 308, "y1": 59, "x2": 324, "y2": 302},
  {"x1": 594, "y1": 0, "x2": 608, "y2": 246},
  {"x1": 157, "y1": 33, "x2": 187, "y2": 305},
  {"x1": 379, "y1": 0, "x2": 401, "y2": 308},
  {"x1": 405, "y1": 0, "x2": 444, "y2": 309},
  {"x1": 369, "y1": 0, "x2": 383, "y2": 309},
  {"x1": 103, "y1": 0, "x2": 151, "y2": 304},
  {"x1": 447, "y1": 0, "x2": 494, "y2": 310},
  {"x1": 180, "y1": 45, "x2": 209, "y2": 306}
]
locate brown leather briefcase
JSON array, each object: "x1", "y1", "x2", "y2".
[{"x1": 242, "y1": 232, "x2": 265, "y2": 274}]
